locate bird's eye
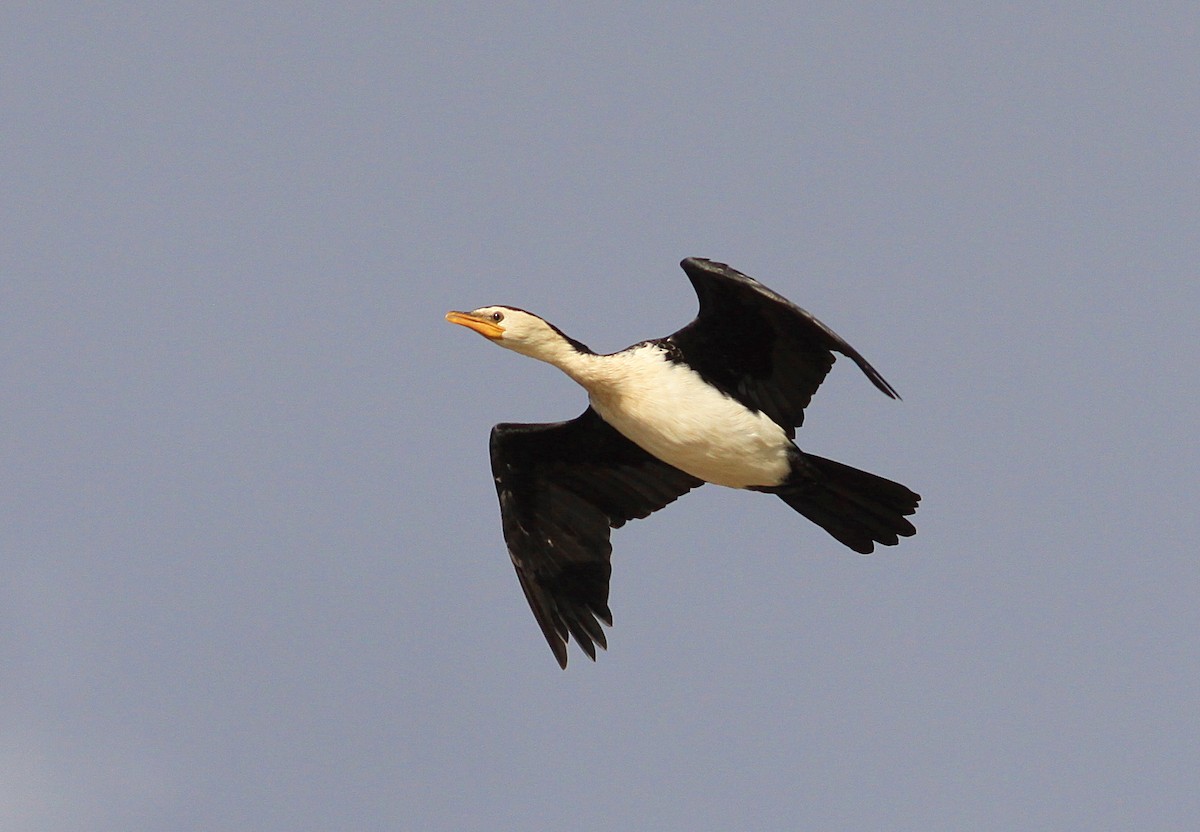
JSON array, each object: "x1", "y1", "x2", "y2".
[{"x1": 491, "y1": 311, "x2": 504, "y2": 322}]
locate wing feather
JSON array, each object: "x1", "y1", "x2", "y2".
[
  {"x1": 490, "y1": 408, "x2": 702, "y2": 668},
  {"x1": 670, "y1": 258, "x2": 899, "y2": 436}
]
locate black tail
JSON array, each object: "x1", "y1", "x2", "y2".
[{"x1": 761, "y1": 453, "x2": 920, "y2": 554}]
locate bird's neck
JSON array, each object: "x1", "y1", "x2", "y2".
[{"x1": 524, "y1": 335, "x2": 608, "y2": 391}]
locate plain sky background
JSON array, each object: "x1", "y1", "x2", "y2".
[{"x1": 3, "y1": 4, "x2": 1198, "y2": 830}]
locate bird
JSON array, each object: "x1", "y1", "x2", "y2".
[{"x1": 445, "y1": 257, "x2": 919, "y2": 668}]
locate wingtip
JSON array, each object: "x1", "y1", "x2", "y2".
[
  {"x1": 875, "y1": 375, "x2": 902, "y2": 401},
  {"x1": 548, "y1": 618, "x2": 612, "y2": 669}
]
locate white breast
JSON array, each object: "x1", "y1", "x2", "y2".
[{"x1": 583, "y1": 345, "x2": 793, "y2": 488}]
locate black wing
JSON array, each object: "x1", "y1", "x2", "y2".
[
  {"x1": 490, "y1": 407, "x2": 703, "y2": 668},
  {"x1": 669, "y1": 258, "x2": 899, "y2": 437}
]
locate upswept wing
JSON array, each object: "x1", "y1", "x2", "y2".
[
  {"x1": 669, "y1": 257, "x2": 899, "y2": 437},
  {"x1": 490, "y1": 407, "x2": 702, "y2": 668}
]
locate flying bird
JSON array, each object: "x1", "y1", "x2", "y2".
[{"x1": 446, "y1": 257, "x2": 919, "y2": 668}]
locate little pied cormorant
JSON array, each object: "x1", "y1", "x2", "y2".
[{"x1": 446, "y1": 257, "x2": 919, "y2": 668}]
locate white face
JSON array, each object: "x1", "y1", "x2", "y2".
[{"x1": 444, "y1": 305, "x2": 561, "y2": 359}]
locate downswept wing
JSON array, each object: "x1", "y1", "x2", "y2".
[
  {"x1": 669, "y1": 257, "x2": 899, "y2": 437},
  {"x1": 490, "y1": 407, "x2": 703, "y2": 668}
]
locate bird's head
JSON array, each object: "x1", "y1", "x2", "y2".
[{"x1": 445, "y1": 305, "x2": 580, "y2": 360}]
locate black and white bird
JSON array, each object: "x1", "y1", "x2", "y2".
[{"x1": 446, "y1": 257, "x2": 919, "y2": 668}]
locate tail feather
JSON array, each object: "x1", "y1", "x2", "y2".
[{"x1": 765, "y1": 453, "x2": 919, "y2": 554}]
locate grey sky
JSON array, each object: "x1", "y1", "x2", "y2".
[{"x1": 3, "y1": 4, "x2": 1197, "y2": 830}]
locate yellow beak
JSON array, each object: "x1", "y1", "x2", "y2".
[{"x1": 445, "y1": 310, "x2": 504, "y2": 340}]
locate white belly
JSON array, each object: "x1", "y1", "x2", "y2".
[{"x1": 585, "y1": 347, "x2": 793, "y2": 488}]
